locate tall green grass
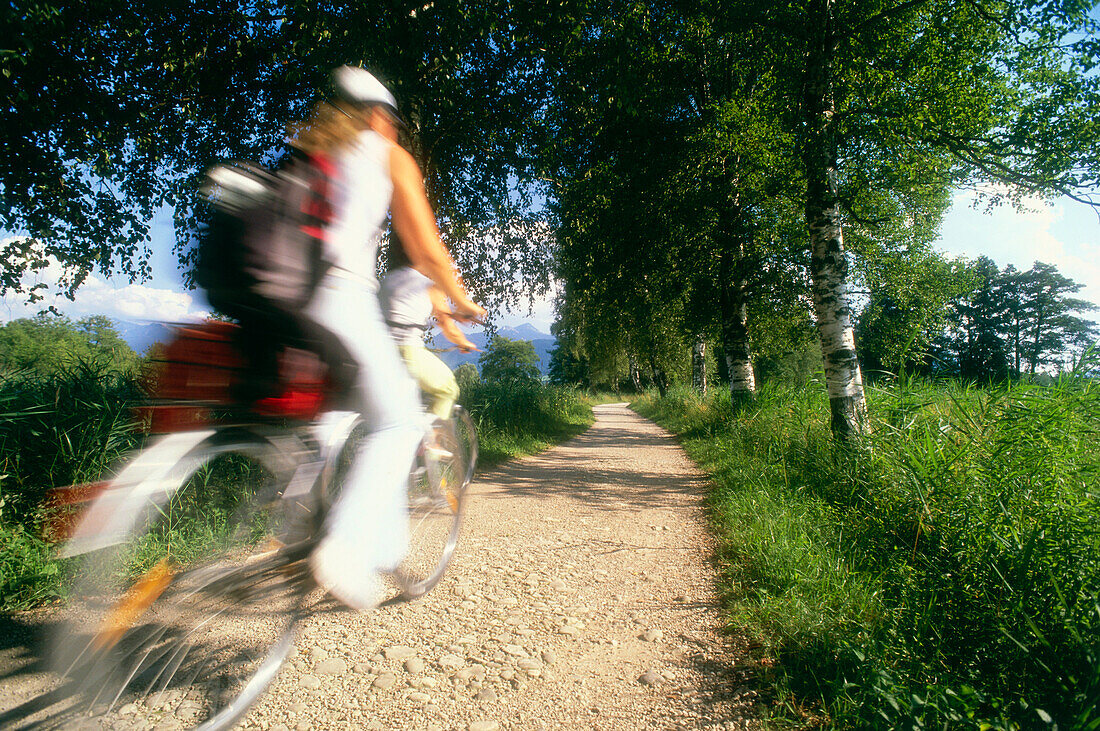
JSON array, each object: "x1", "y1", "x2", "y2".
[
  {"x1": 460, "y1": 379, "x2": 594, "y2": 465},
  {"x1": 0, "y1": 361, "x2": 144, "y2": 609},
  {"x1": 635, "y1": 377, "x2": 1100, "y2": 729}
]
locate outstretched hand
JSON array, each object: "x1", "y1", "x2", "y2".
[{"x1": 452, "y1": 297, "x2": 486, "y2": 325}]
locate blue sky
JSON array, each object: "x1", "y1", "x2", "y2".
[
  {"x1": 937, "y1": 191, "x2": 1100, "y2": 322},
  {"x1": 3, "y1": 191, "x2": 1099, "y2": 333}
]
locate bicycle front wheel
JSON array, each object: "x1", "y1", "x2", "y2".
[
  {"x1": 52, "y1": 434, "x2": 310, "y2": 731},
  {"x1": 395, "y1": 406, "x2": 478, "y2": 598}
]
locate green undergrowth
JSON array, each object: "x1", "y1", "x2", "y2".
[
  {"x1": 460, "y1": 380, "x2": 594, "y2": 465},
  {"x1": 1, "y1": 362, "x2": 144, "y2": 610},
  {"x1": 1, "y1": 370, "x2": 593, "y2": 611},
  {"x1": 634, "y1": 378, "x2": 1100, "y2": 729}
]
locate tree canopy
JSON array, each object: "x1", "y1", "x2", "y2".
[
  {"x1": 478, "y1": 336, "x2": 541, "y2": 383},
  {"x1": 4, "y1": 0, "x2": 1100, "y2": 432},
  {"x1": 3, "y1": 0, "x2": 555, "y2": 314},
  {"x1": 0, "y1": 314, "x2": 138, "y2": 375}
]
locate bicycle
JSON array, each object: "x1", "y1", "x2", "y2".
[{"x1": 42, "y1": 321, "x2": 477, "y2": 730}]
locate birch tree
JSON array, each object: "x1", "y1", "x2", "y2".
[{"x1": 760, "y1": 0, "x2": 1100, "y2": 437}]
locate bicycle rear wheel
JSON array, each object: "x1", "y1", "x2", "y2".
[
  {"x1": 395, "y1": 406, "x2": 478, "y2": 598},
  {"x1": 52, "y1": 436, "x2": 310, "y2": 730}
]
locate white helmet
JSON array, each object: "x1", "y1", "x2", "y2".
[{"x1": 333, "y1": 66, "x2": 399, "y2": 115}]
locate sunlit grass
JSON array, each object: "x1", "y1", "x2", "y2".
[
  {"x1": 460, "y1": 380, "x2": 593, "y2": 465},
  {"x1": 635, "y1": 376, "x2": 1100, "y2": 729}
]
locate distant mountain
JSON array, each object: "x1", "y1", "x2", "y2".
[
  {"x1": 434, "y1": 323, "x2": 556, "y2": 375},
  {"x1": 113, "y1": 317, "x2": 558, "y2": 375},
  {"x1": 113, "y1": 319, "x2": 176, "y2": 355}
]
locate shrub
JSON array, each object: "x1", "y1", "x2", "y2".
[
  {"x1": 459, "y1": 379, "x2": 591, "y2": 464},
  {"x1": 635, "y1": 376, "x2": 1100, "y2": 728}
]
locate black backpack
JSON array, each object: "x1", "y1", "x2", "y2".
[{"x1": 197, "y1": 151, "x2": 336, "y2": 314}]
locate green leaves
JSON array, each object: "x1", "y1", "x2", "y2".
[{"x1": 3, "y1": 1, "x2": 555, "y2": 316}]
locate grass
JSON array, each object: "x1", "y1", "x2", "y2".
[
  {"x1": 1, "y1": 361, "x2": 144, "y2": 610},
  {"x1": 459, "y1": 379, "x2": 594, "y2": 465},
  {"x1": 634, "y1": 377, "x2": 1100, "y2": 729},
  {"x1": 0, "y1": 370, "x2": 594, "y2": 611}
]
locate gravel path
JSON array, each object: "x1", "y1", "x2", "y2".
[{"x1": 1, "y1": 403, "x2": 760, "y2": 729}]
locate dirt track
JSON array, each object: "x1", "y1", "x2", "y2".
[{"x1": 1, "y1": 403, "x2": 760, "y2": 729}]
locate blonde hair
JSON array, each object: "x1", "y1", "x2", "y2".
[{"x1": 287, "y1": 101, "x2": 364, "y2": 156}]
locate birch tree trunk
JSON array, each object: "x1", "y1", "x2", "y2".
[
  {"x1": 720, "y1": 245, "x2": 756, "y2": 400},
  {"x1": 802, "y1": 0, "x2": 868, "y2": 439},
  {"x1": 649, "y1": 356, "x2": 669, "y2": 397},
  {"x1": 629, "y1": 354, "x2": 643, "y2": 392},
  {"x1": 691, "y1": 335, "x2": 707, "y2": 395}
]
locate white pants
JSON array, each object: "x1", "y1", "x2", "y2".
[{"x1": 307, "y1": 270, "x2": 422, "y2": 576}]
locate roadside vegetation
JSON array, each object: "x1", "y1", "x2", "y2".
[
  {"x1": 460, "y1": 337, "x2": 593, "y2": 465},
  {"x1": 0, "y1": 321, "x2": 591, "y2": 611},
  {"x1": 634, "y1": 374, "x2": 1100, "y2": 729}
]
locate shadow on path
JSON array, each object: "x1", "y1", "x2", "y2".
[{"x1": 476, "y1": 406, "x2": 705, "y2": 512}]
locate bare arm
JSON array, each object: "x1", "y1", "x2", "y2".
[
  {"x1": 429, "y1": 286, "x2": 478, "y2": 352},
  {"x1": 390, "y1": 146, "x2": 485, "y2": 322}
]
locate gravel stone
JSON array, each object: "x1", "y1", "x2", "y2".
[
  {"x1": 315, "y1": 658, "x2": 347, "y2": 675},
  {"x1": 475, "y1": 687, "x2": 498, "y2": 703},
  {"x1": 404, "y1": 657, "x2": 426, "y2": 674},
  {"x1": 469, "y1": 722, "x2": 500, "y2": 731},
  {"x1": 298, "y1": 675, "x2": 321, "y2": 690},
  {"x1": 371, "y1": 673, "x2": 397, "y2": 690},
  {"x1": 438, "y1": 653, "x2": 464, "y2": 671}
]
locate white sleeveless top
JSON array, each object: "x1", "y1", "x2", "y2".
[
  {"x1": 379, "y1": 266, "x2": 433, "y2": 345},
  {"x1": 326, "y1": 130, "x2": 393, "y2": 289}
]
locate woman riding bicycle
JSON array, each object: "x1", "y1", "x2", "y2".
[{"x1": 295, "y1": 66, "x2": 484, "y2": 609}]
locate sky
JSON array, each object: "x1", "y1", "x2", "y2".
[
  {"x1": 937, "y1": 190, "x2": 1100, "y2": 322},
  {"x1": 3, "y1": 192, "x2": 1099, "y2": 333}
]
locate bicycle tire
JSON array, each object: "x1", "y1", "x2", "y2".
[
  {"x1": 395, "y1": 405, "x2": 478, "y2": 598},
  {"x1": 51, "y1": 432, "x2": 312, "y2": 731}
]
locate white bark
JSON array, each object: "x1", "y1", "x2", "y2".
[{"x1": 692, "y1": 335, "x2": 707, "y2": 395}]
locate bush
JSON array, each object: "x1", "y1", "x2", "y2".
[
  {"x1": 0, "y1": 360, "x2": 144, "y2": 610},
  {"x1": 459, "y1": 379, "x2": 592, "y2": 464},
  {"x1": 635, "y1": 376, "x2": 1100, "y2": 728}
]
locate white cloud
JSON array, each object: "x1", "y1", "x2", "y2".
[
  {"x1": 937, "y1": 194, "x2": 1100, "y2": 324},
  {"x1": 1, "y1": 237, "x2": 208, "y2": 324}
]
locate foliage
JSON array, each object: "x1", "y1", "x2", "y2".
[
  {"x1": 477, "y1": 336, "x2": 541, "y2": 384},
  {"x1": 3, "y1": 1, "x2": 554, "y2": 316},
  {"x1": 0, "y1": 314, "x2": 139, "y2": 376},
  {"x1": 459, "y1": 378, "x2": 592, "y2": 465},
  {"x1": 0, "y1": 519, "x2": 64, "y2": 610},
  {"x1": 635, "y1": 377, "x2": 1100, "y2": 728},
  {"x1": 547, "y1": 342, "x2": 589, "y2": 387},
  {"x1": 855, "y1": 249, "x2": 974, "y2": 376},
  {"x1": 930, "y1": 258, "x2": 1099, "y2": 380},
  {"x1": 453, "y1": 362, "x2": 480, "y2": 394}
]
